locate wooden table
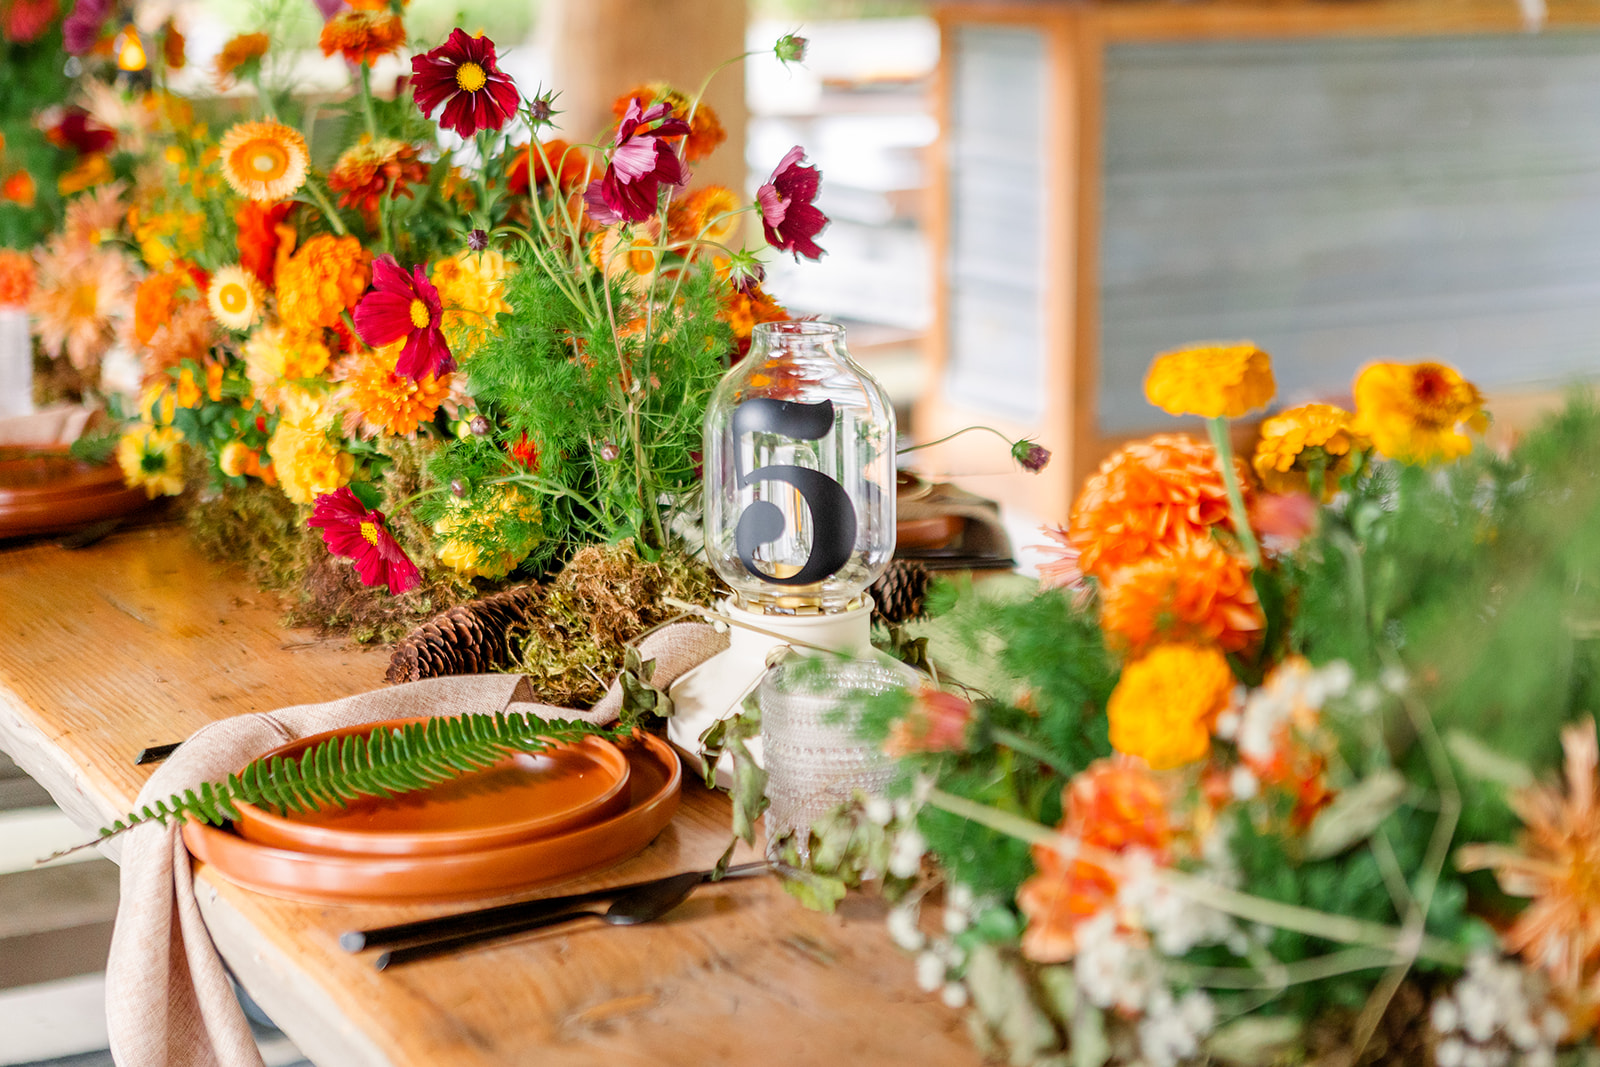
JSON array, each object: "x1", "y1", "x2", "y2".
[{"x1": 0, "y1": 525, "x2": 978, "y2": 1067}]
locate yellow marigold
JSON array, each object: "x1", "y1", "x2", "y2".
[
  {"x1": 243, "y1": 324, "x2": 333, "y2": 412},
  {"x1": 276, "y1": 235, "x2": 369, "y2": 330},
  {"x1": 1351, "y1": 360, "x2": 1488, "y2": 466},
  {"x1": 1251, "y1": 403, "x2": 1367, "y2": 499},
  {"x1": 1068, "y1": 434, "x2": 1252, "y2": 580},
  {"x1": 1099, "y1": 535, "x2": 1264, "y2": 656},
  {"x1": 266, "y1": 389, "x2": 352, "y2": 504},
  {"x1": 430, "y1": 249, "x2": 512, "y2": 359},
  {"x1": 215, "y1": 32, "x2": 269, "y2": 85},
  {"x1": 341, "y1": 342, "x2": 452, "y2": 437},
  {"x1": 318, "y1": 11, "x2": 405, "y2": 65},
  {"x1": 1106, "y1": 643, "x2": 1235, "y2": 770},
  {"x1": 219, "y1": 120, "x2": 309, "y2": 203},
  {"x1": 117, "y1": 423, "x2": 185, "y2": 499},
  {"x1": 433, "y1": 486, "x2": 542, "y2": 579},
  {"x1": 1145, "y1": 342, "x2": 1275, "y2": 419},
  {"x1": 207, "y1": 265, "x2": 263, "y2": 331}
]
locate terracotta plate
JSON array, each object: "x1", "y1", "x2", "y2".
[
  {"x1": 231, "y1": 731, "x2": 632, "y2": 857},
  {"x1": 183, "y1": 731, "x2": 682, "y2": 905},
  {"x1": 0, "y1": 448, "x2": 152, "y2": 539}
]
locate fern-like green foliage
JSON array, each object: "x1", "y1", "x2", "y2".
[{"x1": 96, "y1": 712, "x2": 612, "y2": 843}]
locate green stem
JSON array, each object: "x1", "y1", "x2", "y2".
[
  {"x1": 898, "y1": 425, "x2": 1018, "y2": 457},
  {"x1": 989, "y1": 727, "x2": 1077, "y2": 779},
  {"x1": 356, "y1": 63, "x2": 379, "y2": 141},
  {"x1": 304, "y1": 175, "x2": 349, "y2": 237},
  {"x1": 1207, "y1": 416, "x2": 1261, "y2": 568}
]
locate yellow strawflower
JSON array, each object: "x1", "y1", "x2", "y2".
[
  {"x1": 1106, "y1": 643, "x2": 1235, "y2": 770},
  {"x1": 1145, "y1": 342, "x2": 1275, "y2": 420}
]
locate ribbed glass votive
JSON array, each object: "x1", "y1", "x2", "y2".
[{"x1": 760, "y1": 658, "x2": 910, "y2": 861}]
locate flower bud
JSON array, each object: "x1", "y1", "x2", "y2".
[
  {"x1": 467, "y1": 228, "x2": 488, "y2": 252},
  {"x1": 450, "y1": 478, "x2": 467, "y2": 498},
  {"x1": 599, "y1": 441, "x2": 621, "y2": 462},
  {"x1": 469, "y1": 414, "x2": 490, "y2": 436},
  {"x1": 527, "y1": 91, "x2": 560, "y2": 127},
  {"x1": 1011, "y1": 439, "x2": 1051, "y2": 473},
  {"x1": 774, "y1": 33, "x2": 807, "y2": 63}
]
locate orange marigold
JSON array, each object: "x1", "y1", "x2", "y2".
[
  {"x1": 132, "y1": 269, "x2": 193, "y2": 345},
  {"x1": 1351, "y1": 360, "x2": 1488, "y2": 466},
  {"x1": 1252, "y1": 403, "x2": 1367, "y2": 499},
  {"x1": 1106, "y1": 643, "x2": 1235, "y2": 770},
  {"x1": 235, "y1": 200, "x2": 294, "y2": 289},
  {"x1": 504, "y1": 139, "x2": 590, "y2": 195},
  {"x1": 0, "y1": 249, "x2": 34, "y2": 308},
  {"x1": 319, "y1": 11, "x2": 405, "y2": 65},
  {"x1": 1098, "y1": 534, "x2": 1264, "y2": 656},
  {"x1": 1017, "y1": 756, "x2": 1171, "y2": 962},
  {"x1": 611, "y1": 83, "x2": 726, "y2": 163},
  {"x1": 1068, "y1": 434, "x2": 1252, "y2": 580},
  {"x1": 340, "y1": 342, "x2": 452, "y2": 438},
  {"x1": 215, "y1": 32, "x2": 269, "y2": 85},
  {"x1": 328, "y1": 138, "x2": 429, "y2": 220},
  {"x1": 668, "y1": 185, "x2": 741, "y2": 247},
  {"x1": 276, "y1": 234, "x2": 369, "y2": 330},
  {"x1": 1145, "y1": 342, "x2": 1276, "y2": 420}
]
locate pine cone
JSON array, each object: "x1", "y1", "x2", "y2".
[
  {"x1": 870, "y1": 559, "x2": 932, "y2": 626},
  {"x1": 385, "y1": 585, "x2": 542, "y2": 684}
]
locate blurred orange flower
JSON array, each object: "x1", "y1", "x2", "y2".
[
  {"x1": 328, "y1": 138, "x2": 429, "y2": 220},
  {"x1": 0, "y1": 249, "x2": 34, "y2": 308},
  {"x1": 669, "y1": 185, "x2": 741, "y2": 246},
  {"x1": 2, "y1": 170, "x2": 35, "y2": 207},
  {"x1": 219, "y1": 120, "x2": 308, "y2": 203},
  {"x1": 1098, "y1": 534, "x2": 1264, "y2": 656},
  {"x1": 1106, "y1": 643, "x2": 1234, "y2": 770},
  {"x1": 133, "y1": 269, "x2": 193, "y2": 345},
  {"x1": 1352, "y1": 360, "x2": 1487, "y2": 465},
  {"x1": 276, "y1": 234, "x2": 369, "y2": 330},
  {"x1": 215, "y1": 32, "x2": 269, "y2": 85},
  {"x1": 504, "y1": 139, "x2": 589, "y2": 195},
  {"x1": 1145, "y1": 341, "x2": 1275, "y2": 420},
  {"x1": 235, "y1": 200, "x2": 294, "y2": 289},
  {"x1": 884, "y1": 687, "x2": 972, "y2": 756},
  {"x1": 319, "y1": 11, "x2": 405, "y2": 65}
]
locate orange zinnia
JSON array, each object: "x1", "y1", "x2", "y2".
[
  {"x1": 319, "y1": 11, "x2": 405, "y2": 65},
  {"x1": 275, "y1": 234, "x2": 369, "y2": 331},
  {"x1": 328, "y1": 138, "x2": 429, "y2": 220},
  {"x1": 340, "y1": 342, "x2": 452, "y2": 438},
  {"x1": 1068, "y1": 434, "x2": 1253, "y2": 580},
  {"x1": 219, "y1": 120, "x2": 308, "y2": 203},
  {"x1": 1098, "y1": 534, "x2": 1264, "y2": 656}
]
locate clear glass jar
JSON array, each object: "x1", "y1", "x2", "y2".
[{"x1": 702, "y1": 321, "x2": 896, "y2": 614}]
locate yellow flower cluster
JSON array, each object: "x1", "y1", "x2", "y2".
[
  {"x1": 117, "y1": 423, "x2": 185, "y2": 499},
  {"x1": 433, "y1": 485, "x2": 541, "y2": 579},
  {"x1": 430, "y1": 249, "x2": 513, "y2": 359},
  {"x1": 1105, "y1": 642, "x2": 1234, "y2": 770},
  {"x1": 265, "y1": 388, "x2": 352, "y2": 504},
  {"x1": 1251, "y1": 403, "x2": 1367, "y2": 499},
  {"x1": 244, "y1": 324, "x2": 332, "y2": 412}
]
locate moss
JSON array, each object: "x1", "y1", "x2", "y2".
[
  {"x1": 514, "y1": 540, "x2": 719, "y2": 706},
  {"x1": 184, "y1": 471, "x2": 305, "y2": 593}
]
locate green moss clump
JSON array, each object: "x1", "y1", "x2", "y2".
[{"x1": 514, "y1": 540, "x2": 720, "y2": 706}]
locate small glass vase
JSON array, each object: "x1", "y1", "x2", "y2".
[
  {"x1": 759, "y1": 657, "x2": 910, "y2": 863},
  {"x1": 702, "y1": 320, "x2": 897, "y2": 615}
]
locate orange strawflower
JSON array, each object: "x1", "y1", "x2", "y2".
[
  {"x1": 1458, "y1": 718, "x2": 1600, "y2": 1035},
  {"x1": 1018, "y1": 756, "x2": 1172, "y2": 961},
  {"x1": 669, "y1": 185, "x2": 741, "y2": 247},
  {"x1": 1, "y1": 171, "x2": 35, "y2": 207},
  {"x1": 235, "y1": 200, "x2": 294, "y2": 289},
  {"x1": 1106, "y1": 643, "x2": 1235, "y2": 770},
  {"x1": 0, "y1": 250, "x2": 34, "y2": 308},
  {"x1": 1098, "y1": 534, "x2": 1264, "y2": 656},
  {"x1": 215, "y1": 32, "x2": 269, "y2": 85},
  {"x1": 1145, "y1": 342, "x2": 1276, "y2": 420},
  {"x1": 1068, "y1": 434, "x2": 1253, "y2": 580},
  {"x1": 276, "y1": 234, "x2": 370, "y2": 330},
  {"x1": 340, "y1": 342, "x2": 452, "y2": 438},
  {"x1": 1352, "y1": 360, "x2": 1488, "y2": 465},
  {"x1": 132, "y1": 269, "x2": 194, "y2": 345},
  {"x1": 328, "y1": 138, "x2": 429, "y2": 221},
  {"x1": 219, "y1": 120, "x2": 308, "y2": 203},
  {"x1": 611, "y1": 84, "x2": 725, "y2": 163},
  {"x1": 504, "y1": 139, "x2": 590, "y2": 195},
  {"x1": 1252, "y1": 403, "x2": 1367, "y2": 499},
  {"x1": 319, "y1": 11, "x2": 405, "y2": 65}
]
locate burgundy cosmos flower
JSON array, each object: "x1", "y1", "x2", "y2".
[
  {"x1": 353, "y1": 254, "x2": 454, "y2": 380},
  {"x1": 62, "y1": 0, "x2": 110, "y2": 54},
  {"x1": 757, "y1": 146, "x2": 828, "y2": 261},
  {"x1": 307, "y1": 488, "x2": 421, "y2": 595},
  {"x1": 582, "y1": 99, "x2": 690, "y2": 226},
  {"x1": 411, "y1": 29, "x2": 520, "y2": 138}
]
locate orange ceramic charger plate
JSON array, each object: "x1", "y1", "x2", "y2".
[
  {"x1": 0, "y1": 448, "x2": 152, "y2": 539},
  {"x1": 183, "y1": 729, "x2": 683, "y2": 904},
  {"x1": 231, "y1": 729, "x2": 632, "y2": 857}
]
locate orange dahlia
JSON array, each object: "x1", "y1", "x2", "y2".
[
  {"x1": 611, "y1": 83, "x2": 726, "y2": 163},
  {"x1": 0, "y1": 249, "x2": 34, "y2": 308},
  {"x1": 1145, "y1": 342, "x2": 1276, "y2": 419},
  {"x1": 144, "y1": 302, "x2": 218, "y2": 384},
  {"x1": 276, "y1": 234, "x2": 369, "y2": 330},
  {"x1": 319, "y1": 11, "x2": 405, "y2": 65},
  {"x1": 328, "y1": 138, "x2": 429, "y2": 220},
  {"x1": 1017, "y1": 756, "x2": 1172, "y2": 961},
  {"x1": 31, "y1": 239, "x2": 135, "y2": 371},
  {"x1": 1352, "y1": 360, "x2": 1488, "y2": 465},
  {"x1": 1106, "y1": 643, "x2": 1235, "y2": 770},
  {"x1": 219, "y1": 120, "x2": 308, "y2": 203},
  {"x1": 1068, "y1": 434, "x2": 1253, "y2": 580},
  {"x1": 340, "y1": 342, "x2": 452, "y2": 438},
  {"x1": 1098, "y1": 534, "x2": 1264, "y2": 655},
  {"x1": 1252, "y1": 403, "x2": 1367, "y2": 499}
]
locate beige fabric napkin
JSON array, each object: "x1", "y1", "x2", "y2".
[{"x1": 105, "y1": 622, "x2": 727, "y2": 1067}]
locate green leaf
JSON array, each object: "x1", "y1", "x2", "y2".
[
  {"x1": 1303, "y1": 768, "x2": 1407, "y2": 860},
  {"x1": 777, "y1": 866, "x2": 848, "y2": 912}
]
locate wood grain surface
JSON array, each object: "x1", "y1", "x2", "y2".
[{"x1": 0, "y1": 526, "x2": 978, "y2": 1067}]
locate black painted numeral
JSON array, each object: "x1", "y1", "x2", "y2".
[{"x1": 731, "y1": 399, "x2": 855, "y2": 586}]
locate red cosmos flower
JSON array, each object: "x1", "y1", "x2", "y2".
[
  {"x1": 353, "y1": 254, "x2": 454, "y2": 380},
  {"x1": 582, "y1": 99, "x2": 690, "y2": 226},
  {"x1": 44, "y1": 107, "x2": 116, "y2": 156},
  {"x1": 757, "y1": 145, "x2": 828, "y2": 261},
  {"x1": 410, "y1": 29, "x2": 520, "y2": 138},
  {"x1": 307, "y1": 487, "x2": 421, "y2": 595},
  {"x1": 2, "y1": 0, "x2": 58, "y2": 44}
]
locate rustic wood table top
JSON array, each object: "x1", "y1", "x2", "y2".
[{"x1": 0, "y1": 524, "x2": 977, "y2": 1067}]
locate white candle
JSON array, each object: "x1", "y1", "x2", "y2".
[{"x1": 0, "y1": 307, "x2": 32, "y2": 419}]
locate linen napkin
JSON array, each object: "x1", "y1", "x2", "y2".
[{"x1": 105, "y1": 621, "x2": 727, "y2": 1067}]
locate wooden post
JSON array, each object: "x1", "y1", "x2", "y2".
[{"x1": 542, "y1": 0, "x2": 749, "y2": 193}]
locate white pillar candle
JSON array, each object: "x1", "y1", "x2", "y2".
[{"x1": 0, "y1": 307, "x2": 32, "y2": 419}]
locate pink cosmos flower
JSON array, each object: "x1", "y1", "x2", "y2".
[
  {"x1": 756, "y1": 145, "x2": 828, "y2": 261},
  {"x1": 411, "y1": 29, "x2": 520, "y2": 138},
  {"x1": 307, "y1": 487, "x2": 421, "y2": 595},
  {"x1": 353, "y1": 254, "x2": 453, "y2": 380},
  {"x1": 582, "y1": 99, "x2": 690, "y2": 225}
]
